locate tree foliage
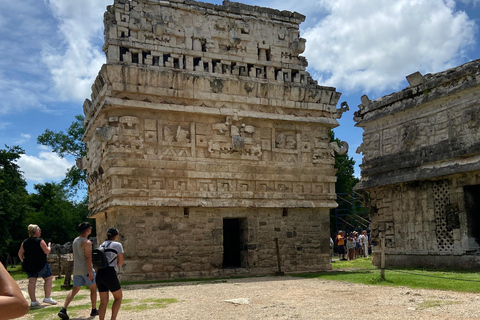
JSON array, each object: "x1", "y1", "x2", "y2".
[
  {"x1": 329, "y1": 131, "x2": 359, "y2": 194},
  {"x1": 329, "y1": 131, "x2": 366, "y2": 236},
  {"x1": 37, "y1": 114, "x2": 87, "y2": 193},
  {"x1": 0, "y1": 146, "x2": 31, "y2": 260},
  {"x1": 37, "y1": 114, "x2": 85, "y2": 158},
  {"x1": 27, "y1": 183, "x2": 92, "y2": 244}
]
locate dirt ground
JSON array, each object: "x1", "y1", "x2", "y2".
[{"x1": 14, "y1": 274, "x2": 480, "y2": 320}]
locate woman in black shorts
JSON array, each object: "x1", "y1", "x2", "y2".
[{"x1": 96, "y1": 228, "x2": 124, "y2": 320}]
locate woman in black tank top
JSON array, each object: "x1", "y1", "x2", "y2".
[{"x1": 18, "y1": 224, "x2": 57, "y2": 307}]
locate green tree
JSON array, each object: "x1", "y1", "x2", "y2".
[
  {"x1": 37, "y1": 114, "x2": 86, "y2": 194},
  {"x1": 0, "y1": 146, "x2": 31, "y2": 260},
  {"x1": 27, "y1": 182, "x2": 91, "y2": 244},
  {"x1": 329, "y1": 131, "x2": 367, "y2": 236},
  {"x1": 36, "y1": 115, "x2": 93, "y2": 243},
  {"x1": 329, "y1": 130, "x2": 359, "y2": 194}
]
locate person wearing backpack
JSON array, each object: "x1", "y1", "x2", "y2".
[
  {"x1": 96, "y1": 228, "x2": 124, "y2": 320},
  {"x1": 58, "y1": 222, "x2": 98, "y2": 319}
]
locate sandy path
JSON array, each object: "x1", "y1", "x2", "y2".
[{"x1": 14, "y1": 275, "x2": 480, "y2": 320}]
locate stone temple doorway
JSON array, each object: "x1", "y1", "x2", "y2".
[
  {"x1": 464, "y1": 185, "x2": 480, "y2": 248},
  {"x1": 223, "y1": 218, "x2": 247, "y2": 268}
]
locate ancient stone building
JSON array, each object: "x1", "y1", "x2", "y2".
[
  {"x1": 79, "y1": 0, "x2": 348, "y2": 280},
  {"x1": 354, "y1": 59, "x2": 480, "y2": 269}
]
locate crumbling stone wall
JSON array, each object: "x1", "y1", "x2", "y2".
[
  {"x1": 355, "y1": 60, "x2": 480, "y2": 269},
  {"x1": 80, "y1": 0, "x2": 347, "y2": 280}
]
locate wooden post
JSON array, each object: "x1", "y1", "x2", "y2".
[
  {"x1": 61, "y1": 260, "x2": 73, "y2": 290},
  {"x1": 56, "y1": 247, "x2": 63, "y2": 280},
  {"x1": 380, "y1": 232, "x2": 385, "y2": 280},
  {"x1": 274, "y1": 238, "x2": 284, "y2": 276}
]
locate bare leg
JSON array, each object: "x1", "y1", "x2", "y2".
[
  {"x1": 99, "y1": 291, "x2": 109, "y2": 320},
  {"x1": 63, "y1": 287, "x2": 81, "y2": 309},
  {"x1": 27, "y1": 278, "x2": 37, "y2": 302},
  {"x1": 89, "y1": 284, "x2": 97, "y2": 309},
  {"x1": 43, "y1": 275, "x2": 53, "y2": 298},
  {"x1": 348, "y1": 248, "x2": 354, "y2": 260},
  {"x1": 110, "y1": 289, "x2": 122, "y2": 320}
]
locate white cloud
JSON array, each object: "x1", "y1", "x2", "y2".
[
  {"x1": 303, "y1": 0, "x2": 477, "y2": 94},
  {"x1": 0, "y1": 122, "x2": 10, "y2": 130},
  {"x1": 0, "y1": 0, "x2": 56, "y2": 115},
  {"x1": 17, "y1": 148, "x2": 73, "y2": 183},
  {"x1": 241, "y1": 0, "x2": 327, "y2": 29},
  {"x1": 42, "y1": 0, "x2": 111, "y2": 101},
  {"x1": 14, "y1": 134, "x2": 32, "y2": 145},
  {"x1": 0, "y1": 73, "x2": 50, "y2": 115}
]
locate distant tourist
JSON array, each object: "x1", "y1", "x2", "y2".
[
  {"x1": 359, "y1": 230, "x2": 369, "y2": 257},
  {"x1": 346, "y1": 232, "x2": 356, "y2": 260},
  {"x1": 96, "y1": 228, "x2": 124, "y2": 320},
  {"x1": 335, "y1": 230, "x2": 346, "y2": 260},
  {"x1": 329, "y1": 237, "x2": 334, "y2": 262},
  {"x1": 0, "y1": 262, "x2": 29, "y2": 319},
  {"x1": 58, "y1": 222, "x2": 98, "y2": 319},
  {"x1": 354, "y1": 231, "x2": 361, "y2": 259},
  {"x1": 17, "y1": 224, "x2": 57, "y2": 307}
]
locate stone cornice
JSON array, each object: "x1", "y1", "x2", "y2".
[{"x1": 355, "y1": 58, "x2": 480, "y2": 126}]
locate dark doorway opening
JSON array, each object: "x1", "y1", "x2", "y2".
[
  {"x1": 464, "y1": 185, "x2": 480, "y2": 246},
  {"x1": 223, "y1": 218, "x2": 247, "y2": 268}
]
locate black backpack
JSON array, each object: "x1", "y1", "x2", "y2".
[{"x1": 92, "y1": 241, "x2": 118, "y2": 270}]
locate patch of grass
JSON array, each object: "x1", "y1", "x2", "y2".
[
  {"x1": 417, "y1": 300, "x2": 461, "y2": 310},
  {"x1": 54, "y1": 293, "x2": 88, "y2": 301},
  {"x1": 51, "y1": 277, "x2": 68, "y2": 292},
  {"x1": 293, "y1": 257, "x2": 480, "y2": 293},
  {"x1": 331, "y1": 257, "x2": 375, "y2": 270},
  {"x1": 29, "y1": 299, "x2": 136, "y2": 319},
  {"x1": 29, "y1": 303, "x2": 90, "y2": 320},
  {"x1": 7, "y1": 265, "x2": 27, "y2": 280},
  {"x1": 122, "y1": 298, "x2": 178, "y2": 311}
]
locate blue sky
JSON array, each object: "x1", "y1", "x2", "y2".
[{"x1": 1, "y1": 0, "x2": 480, "y2": 194}]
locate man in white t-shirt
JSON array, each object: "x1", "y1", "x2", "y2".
[{"x1": 359, "y1": 230, "x2": 369, "y2": 257}]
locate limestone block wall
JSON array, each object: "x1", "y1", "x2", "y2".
[
  {"x1": 369, "y1": 171, "x2": 480, "y2": 269},
  {"x1": 81, "y1": 0, "x2": 346, "y2": 279},
  {"x1": 95, "y1": 206, "x2": 331, "y2": 280},
  {"x1": 83, "y1": 103, "x2": 338, "y2": 213},
  {"x1": 355, "y1": 59, "x2": 480, "y2": 269},
  {"x1": 101, "y1": 0, "x2": 311, "y2": 85},
  {"x1": 355, "y1": 60, "x2": 480, "y2": 189}
]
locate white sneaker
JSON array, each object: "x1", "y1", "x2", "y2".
[
  {"x1": 43, "y1": 297, "x2": 57, "y2": 305},
  {"x1": 30, "y1": 301, "x2": 41, "y2": 307}
]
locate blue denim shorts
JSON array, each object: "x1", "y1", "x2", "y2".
[
  {"x1": 73, "y1": 273, "x2": 96, "y2": 287},
  {"x1": 27, "y1": 263, "x2": 53, "y2": 279}
]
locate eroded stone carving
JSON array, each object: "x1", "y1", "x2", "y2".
[
  {"x1": 330, "y1": 140, "x2": 349, "y2": 156},
  {"x1": 82, "y1": 0, "x2": 343, "y2": 280},
  {"x1": 354, "y1": 58, "x2": 480, "y2": 270},
  {"x1": 336, "y1": 101, "x2": 349, "y2": 119}
]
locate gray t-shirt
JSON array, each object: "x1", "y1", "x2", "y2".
[{"x1": 72, "y1": 236, "x2": 90, "y2": 276}]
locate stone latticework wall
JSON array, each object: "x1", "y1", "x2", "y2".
[
  {"x1": 80, "y1": 0, "x2": 347, "y2": 280},
  {"x1": 354, "y1": 60, "x2": 480, "y2": 269}
]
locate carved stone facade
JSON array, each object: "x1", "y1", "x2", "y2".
[
  {"x1": 354, "y1": 60, "x2": 480, "y2": 269},
  {"x1": 81, "y1": 0, "x2": 347, "y2": 280}
]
